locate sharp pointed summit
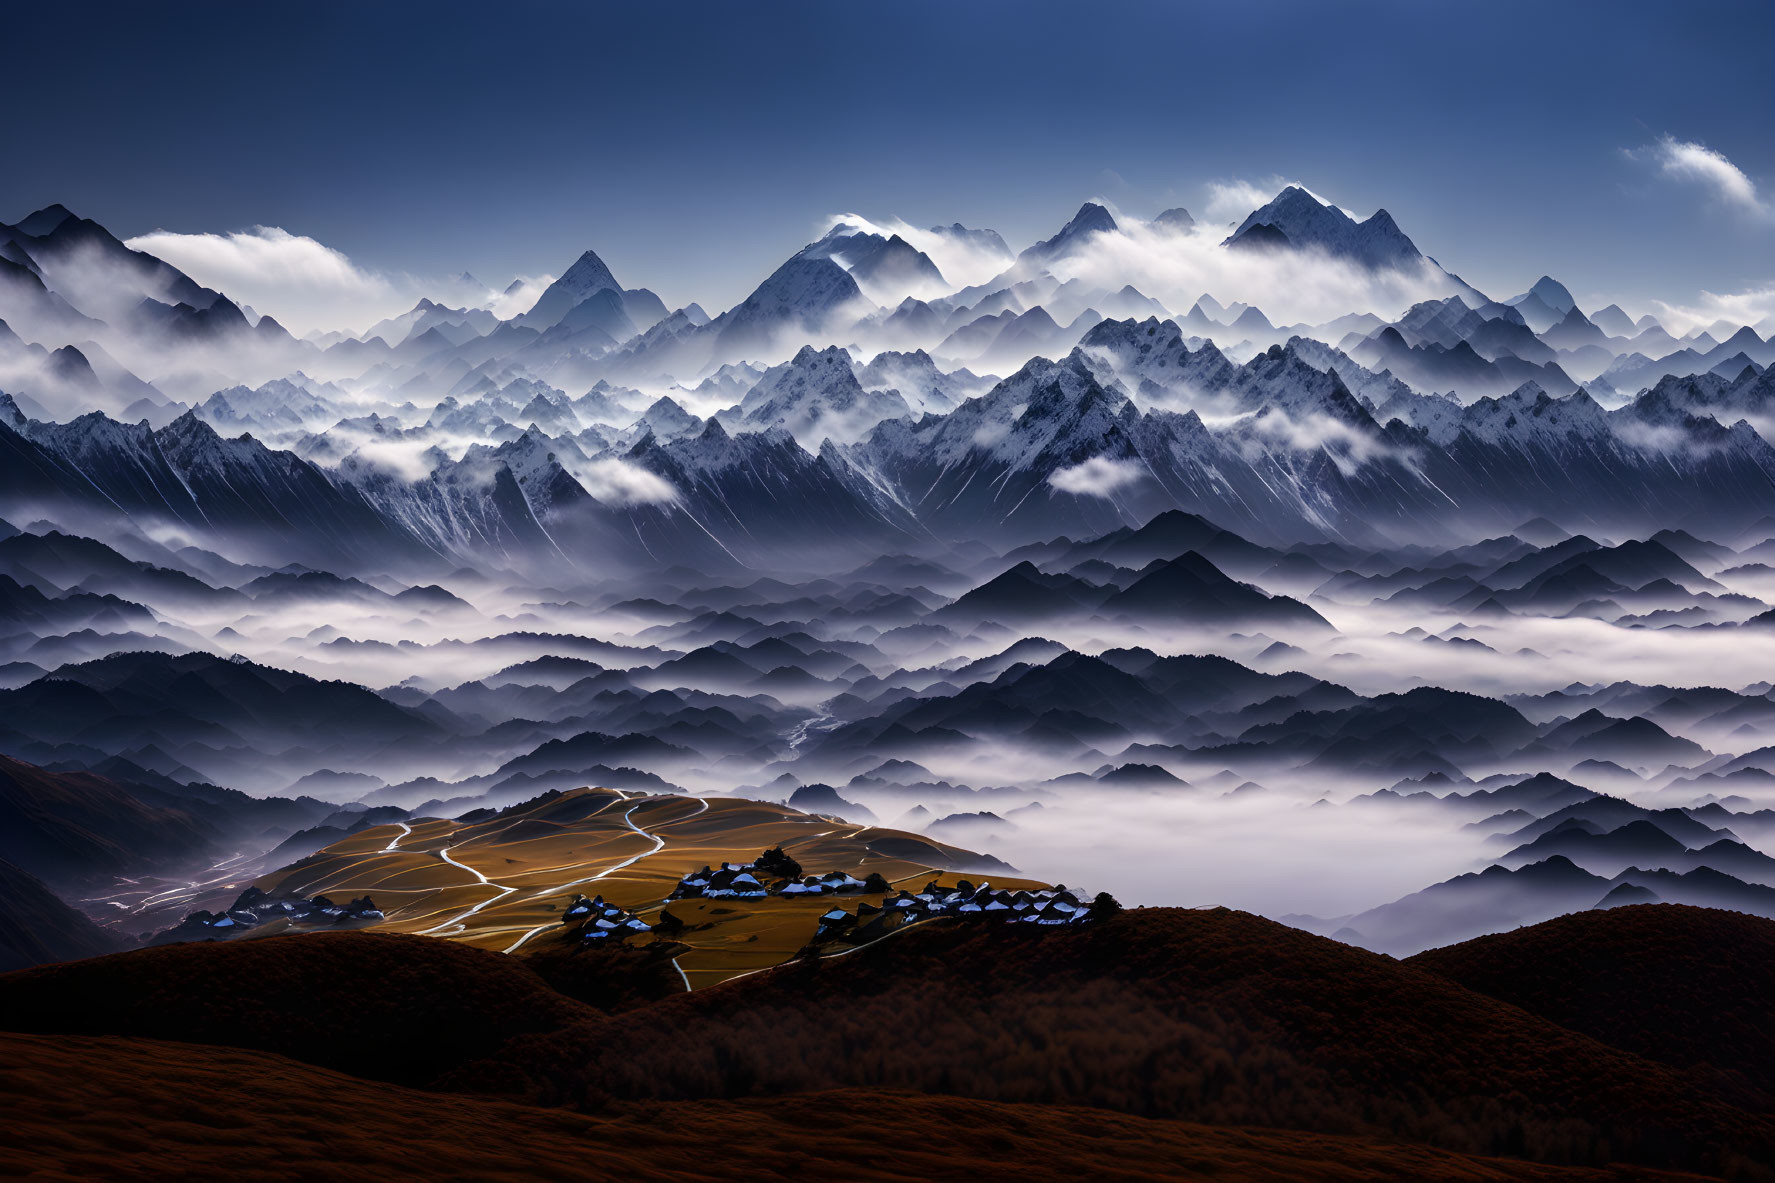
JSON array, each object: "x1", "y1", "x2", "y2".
[
  {"x1": 1019, "y1": 202, "x2": 1119, "y2": 265},
  {"x1": 519, "y1": 248, "x2": 623, "y2": 328},
  {"x1": 1224, "y1": 186, "x2": 1424, "y2": 270},
  {"x1": 10, "y1": 204, "x2": 78, "y2": 238},
  {"x1": 1510, "y1": 276, "x2": 1577, "y2": 316}
]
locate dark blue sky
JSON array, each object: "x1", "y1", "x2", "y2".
[{"x1": 7, "y1": 0, "x2": 1772, "y2": 314}]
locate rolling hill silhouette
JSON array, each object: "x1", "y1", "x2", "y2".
[
  {"x1": 0, "y1": 1032, "x2": 1697, "y2": 1183},
  {"x1": 470, "y1": 908, "x2": 1770, "y2": 1173},
  {"x1": 4, "y1": 903, "x2": 1773, "y2": 1177},
  {"x1": 1410, "y1": 903, "x2": 1775, "y2": 1101}
]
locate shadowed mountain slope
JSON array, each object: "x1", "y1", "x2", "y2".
[
  {"x1": 1409, "y1": 904, "x2": 1775, "y2": 1101},
  {"x1": 0, "y1": 857, "x2": 126, "y2": 972},
  {"x1": 0, "y1": 753, "x2": 217, "y2": 884},
  {"x1": 0, "y1": 931, "x2": 594, "y2": 1087}
]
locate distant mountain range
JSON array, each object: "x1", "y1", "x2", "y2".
[
  {"x1": 3, "y1": 187, "x2": 1773, "y2": 576},
  {"x1": 8, "y1": 186, "x2": 1775, "y2": 1021},
  {"x1": 7, "y1": 325, "x2": 1775, "y2": 581}
]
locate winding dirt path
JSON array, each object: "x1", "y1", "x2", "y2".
[{"x1": 499, "y1": 796, "x2": 711, "y2": 954}]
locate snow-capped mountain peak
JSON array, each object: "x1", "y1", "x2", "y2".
[
  {"x1": 518, "y1": 248, "x2": 623, "y2": 328},
  {"x1": 1019, "y1": 202, "x2": 1120, "y2": 266},
  {"x1": 1225, "y1": 186, "x2": 1424, "y2": 271},
  {"x1": 729, "y1": 344, "x2": 911, "y2": 448}
]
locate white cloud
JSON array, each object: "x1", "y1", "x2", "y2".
[
  {"x1": 125, "y1": 226, "x2": 407, "y2": 335},
  {"x1": 1049, "y1": 455, "x2": 1147, "y2": 497},
  {"x1": 970, "y1": 419, "x2": 1013, "y2": 448},
  {"x1": 818, "y1": 212, "x2": 1013, "y2": 291},
  {"x1": 342, "y1": 437, "x2": 443, "y2": 483},
  {"x1": 1200, "y1": 177, "x2": 1357, "y2": 226},
  {"x1": 1048, "y1": 215, "x2": 1456, "y2": 328},
  {"x1": 820, "y1": 179, "x2": 1398, "y2": 321},
  {"x1": 1628, "y1": 134, "x2": 1771, "y2": 219},
  {"x1": 1652, "y1": 284, "x2": 1775, "y2": 336},
  {"x1": 578, "y1": 457, "x2": 678, "y2": 505},
  {"x1": 1612, "y1": 419, "x2": 1728, "y2": 456},
  {"x1": 1202, "y1": 179, "x2": 1282, "y2": 226},
  {"x1": 1238, "y1": 409, "x2": 1393, "y2": 476},
  {"x1": 487, "y1": 276, "x2": 552, "y2": 320},
  {"x1": 124, "y1": 226, "x2": 553, "y2": 336}
]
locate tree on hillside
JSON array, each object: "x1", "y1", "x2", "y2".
[{"x1": 755, "y1": 846, "x2": 803, "y2": 881}]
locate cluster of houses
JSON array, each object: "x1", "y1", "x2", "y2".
[
  {"x1": 560, "y1": 893, "x2": 655, "y2": 941},
  {"x1": 815, "y1": 881, "x2": 1100, "y2": 941},
  {"x1": 157, "y1": 886, "x2": 384, "y2": 943},
  {"x1": 668, "y1": 859, "x2": 888, "y2": 901},
  {"x1": 557, "y1": 847, "x2": 1113, "y2": 956},
  {"x1": 670, "y1": 863, "x2": 769, "y2": 900}
]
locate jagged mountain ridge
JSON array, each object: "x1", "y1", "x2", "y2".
[{"x1": 11, "y1": 311, "x2": 1775, "y2": 577}]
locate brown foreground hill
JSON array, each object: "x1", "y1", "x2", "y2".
[
  {"x1": 1409, "y1": 904, "x2": 1775, "y2": 1102},
  {"x1": 458, "y1": 906, "x2": 1774, "y2": 1176},
  {"x1": 0, "y1": 1031, "x2": 1716, "y2": 1183},
  {"x1": 5, "y1": 906, "x2": 1775, "y2": 1179},
  {"x1": 0, "y1": 929, "x2": 593, "y2": 1086}
]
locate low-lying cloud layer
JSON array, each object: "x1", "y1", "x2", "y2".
[
  {"x1": 1654, "y1": 283, "x2": 1775, "y2": 336},
  {"x1": 1051, "y1": 214, "x2": 1457, "y2": 329},
  {"x1": 123, "y1": 226, "x2": 552, "y2": 336},
  {"x1": 820, "y1": 213, "x2": 1012, "y2": 291}
]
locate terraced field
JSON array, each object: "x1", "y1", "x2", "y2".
[{"x1": 256, "y1": 788, "x2": 1039, "y2": 987}]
